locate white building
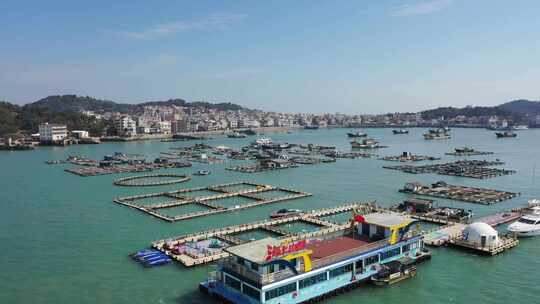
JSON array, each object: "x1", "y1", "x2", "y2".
[
  {"x1": 38, "y1": 123, "x2": 67, "y2": 143},
  {"x1": 114, "y1": 116, "x2": 137, "y2": 136},
  {"x1": 71, "y1": 130, "x2": 89, "y2": 139}
]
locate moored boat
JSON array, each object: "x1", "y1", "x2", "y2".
[
  {"x1": 508, "y1": 201, "x2": 540, "y2": 237},
  {"x1": 495, "y1": 131, "x2": 517, "y2": 138},
  {"x1": 347, "y1": 131, "x2": 368, "y2": 138},
  {"x1": 423, "y1": 127, "x2": 450, "y2": 140},
  {"x1": 194, "y1": 170, "x2": 211, "y2": 176},
  {"x1": 392, "y1": 129, "x2": 409, "y2": 135}
]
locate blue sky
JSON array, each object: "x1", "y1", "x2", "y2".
[{"x1": 1, "y1": 0, "x2": 539, "y2": 113}]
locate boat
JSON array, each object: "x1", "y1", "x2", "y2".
[
  {"x1": 194, "y1": 170, "x2": 210, "y2": 176},
  {"x1": 199, "y1": 212, "x2": 428, "y2": 303},
  {"x1": 512, "y1": 125, "x2": 529, "y2": 130},
  {"x1": 227, "y1": 131, "x2": 247, "y2": 138},
  {"x1": 392, "y1": 129, "x2": 409, "y2": 135},
  {"x1": 370, "y1": 258, "x2": 417, "y2": 286},
  {"x1": 254, "y1": 137, "x2": 273, "y2": 146},
  {"x1": 238, "y1": 129, "x2": 257, "y2": 136},
  {"x1": 351, "y1": 138, "x2": 383, "y2": 149},
  {"x1": 347, "y1": 131, "x2": 368, "y2": 138},
  {"x1": 130, "y1": 249, "x2": 172, "y2": 267},
  {"x1": 495, "y1": 131, "x2": 517, "y2": 138},
  {"x1": 508, "y1": 201, "x2": 540, "y2": 237},
  {"x1": 304, "y1": 125, "x2": 319, "y2": 130},
  {"x1": 270, "y1": 208, "x2": 303, "y2": 218},
  {"x1": 423, "y1": 127, "x2": 450, "y2": 140}
]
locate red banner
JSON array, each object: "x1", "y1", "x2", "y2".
[{"x1": 265, "y1": 240, "x2": 307, "y2": 261}]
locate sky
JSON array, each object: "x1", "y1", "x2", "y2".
[{"x1": 1, "y1": 0, "x2": 539, "y2": 113}]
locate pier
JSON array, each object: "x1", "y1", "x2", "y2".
[
  {"x1": 400, "y1": 181, "x2": 520, "y2": 205},
  {"x1": 151, "y1": 202, "x2": 371, "y2": 266},
  {"x1": 114, "y1": 181, "x2": 311, "y2": 222}
]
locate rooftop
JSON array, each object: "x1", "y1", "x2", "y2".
[
  {"x1": 224, "y1": 237, "x2": 282, "y2": 264},
  {"x1": 363, "y1": 213, "x2": 413, "y2": 228}
]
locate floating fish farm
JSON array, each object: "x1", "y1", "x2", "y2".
[{"x1": 383, "y1": 160, "x2": 516, "y2": 179}]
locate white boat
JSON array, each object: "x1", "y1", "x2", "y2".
[
  {"x1": 254, "y1": 137, "x2": 272, "y2": 146},
  {"x1": 512, "y1": 125, "x2": 529, "y2": 130},
  {"x1": 508, "y1": 202, "x2": 540, "y2": 237}
]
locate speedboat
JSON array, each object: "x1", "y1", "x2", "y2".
[
  {"x1": 508, "y1": 201, "x2": 540, "y2": 237},
  {"x1": 194, "y1": 170, "x2": 210, "y2": 176},
  {"x1": 254, "y1": 137, "x2": 272, "y2": 146},
  {"x1": 392, "y1": 129, "x2": 409, "y2": 135}
]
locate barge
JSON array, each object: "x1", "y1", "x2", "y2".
[{"x1": 199, "y1": 213, "x2": 428, "y2": 303}]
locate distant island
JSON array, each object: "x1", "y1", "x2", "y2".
[{"x1": 1, "y1": 95, "x2": 540, "y2": 141}]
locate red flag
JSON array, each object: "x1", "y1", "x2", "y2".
[{"x1": 354, "y1": 215, "x2": 365, "y2": 223}]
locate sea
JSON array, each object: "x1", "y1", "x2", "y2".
[{"x1": 1, "y1": 127, "x2": 539, "y2": 304}]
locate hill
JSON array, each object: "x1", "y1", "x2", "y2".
[{"x1": 498, "y1": 99, "x2": 540, "y2": 116}]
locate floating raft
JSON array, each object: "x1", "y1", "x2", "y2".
[
  {"x1": 151, "y1": 202, "x2": 376, "y2": 266},
  {"x1": 380, "y1": 153, "x2": 440, "y2": 162},
  {"x1": 113, "y1": 181, "x2": 311, "y2": 222},
  {"x1": 384, "y1": 160, "x2": 516, "y2": 179},
  {"x1": 400, "y1": 182, "x2": 520, "y2": 205},
  {"x1": 113, "y1": 173, "x2": 191, "y2": 187}
]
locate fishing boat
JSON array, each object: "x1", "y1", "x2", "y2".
[
  {"x1": 347, "y1": 131, "x2": 368, "y2": 138},
  {"x1": 351, "y1": 138, "x2": 383, "y2": 149},
  {"x1": 495, "y1": 131, "x2": 517, "y2": 138},
  {"x1": 508, "y1": 200, "x2": 540, "y2": 237},
  {"x1": 423, "y1": 127, "x2": 450, "y2": 140},
  {"x1": 269, "y1": 208, "x2": 303, "y2": 218},
  {"x1": 227, "y1": 131, "x2": 247, "y2": 138},
  {"x1": 370, "y1": 258, "x2": 417, "y2": 286},
  {"x1": 254, "y1": 137, "x2": 273, "y2": 146},
  {"x1": 392, "y1": 129, "x2": 409, "y2": 135},
  {"x1": 200, "y1": 212, "x2": 429, "y2": 303},
  {"x1": 239, "y1": 129, "x2": 257, "y2": 136}
]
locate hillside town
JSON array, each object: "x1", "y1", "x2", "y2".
[{"x1": 2, "y1": 101, "x2": 540, "y2": 150}]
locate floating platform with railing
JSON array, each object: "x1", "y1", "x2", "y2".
[{"x1": 113, "y1": 181, "x2": 311, "y2": 222}]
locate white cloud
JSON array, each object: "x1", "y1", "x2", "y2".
[
  {"x1": 122, "y1": 13, "x2": 247, "y2": 39},
  {"x1": 390, "y1": 0, "x2": 453, "y2": 17}
]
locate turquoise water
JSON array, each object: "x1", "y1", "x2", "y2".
[{"x1": 1, "y1": 128, "x2": 539, "y2": 304}]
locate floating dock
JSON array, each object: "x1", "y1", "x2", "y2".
[
  {"x1": 400, "y1": 181, "x2": 520, "y2": 205},
  {"x1": 380, "y1": 152, "x2": 440, "y2": 162},
  {"x1": 384, "y1": 160, "x2": 516, "y2": 179},
  {"x1": 151, "y1": 202, "x2": 374, "y2": 266},
  {"x1": 445, "y1": 147, "x2": 494, "y2": 157},
  {"x1": 114, "y1": 181, "x2": 311, "y2": 222}
]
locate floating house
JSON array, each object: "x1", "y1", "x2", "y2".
[{"x1": 200, "y1": 213, "x2": 428, "y2": 303}]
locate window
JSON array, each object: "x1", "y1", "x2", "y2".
[
  {"x1": 299, "y1": 272, "x2": 327, "y2": 289},
  {"x1": 402, "y1": 244, "x2": 411, "y2": 253},
  {"x1": 380, "y1": 247, "x2": 401, "y2": 260},
  {"x1": 355, "y1": 260, "x2": 363, "y2": 273},
  {"x1": 224, "y1": 275, "x2": 241, "y2": 291},
  {"x1": 265, "y1": 282, "x2": 297, "y2": 300},
  {"x1": 329, "y1": 264, "x2": 353, "y2": 278},
  {"x1": 250, "y1": 262, "x2": 259, "y2": 272},
  {"x1": 364, "y1": 254, "x2": 379, "y2": 266},
  {"x1": 243, "y1": 284, "x2": 261, "y2": 300}
]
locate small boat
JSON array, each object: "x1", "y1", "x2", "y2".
[
  {"x1": 371, "y1": 259, "x2": 417, "y2": 286},
  {"x1": 423, "y1": 127, "x2": 450, "y2": 140},
  {"x1": 270, "y1": 208, "x2": 303, "y2": 218},
  {"x1": 227, "y1": 131, "x2": 247, "y2": 138},
  {"x1": 347, "y1": 131, "x2": 368, "y2": 138},
  {"x1": 512, "y1": 125, "x2": 529, "y2": 130},
  {"x1": 496, "y1": 131, "x2": 517, "y2": 138},
  {"x1": 254, "y1": 137, "x2": 272, "y2": 146},
  {"x1": 238, "y1": 129, "x2": 257, "y2": 136},
  {"x1": 508, "y1": 201, "x2": 540, "y2": 237},
  {"x1": 351, "y1": 138, "x2": 383, "y2": 149},
  {"x1": 194, "y1": 170, "x2": 210, "y2": 176},
  {"x1": 392, "y1": 129, "x2": 409, "y2": 135},
  {"x1": 304, "y1": 125, "x2": 319, "y2": 130}
]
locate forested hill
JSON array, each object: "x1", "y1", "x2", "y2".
[
  {"x1": 0, "y1": 95, "x2": 246, "y2": 136},
  {"x1": 420, "y1": 99, "x2": 540, "y2": 121}
]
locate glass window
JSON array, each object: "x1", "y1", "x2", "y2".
[
  {"x1": 224, "y1": 275, "x2": 241, "y2": 291},
  {"x1": 243, "y1": 284, "x2": 261, "y2": 300},
  {"x1": 355, "y1": 260, "x2": 363, "y2": 273},
  {"x1": 380, "y1": 247, "x2": 401, "y2": 260},
  {"x1": 265, "y1": 282, "x2": 297, "y2": 300},
  {"x1": 402, "y1": 244, "x2": 411, "y2": 252},
  {"x1": 251, "y1": 262, "x2": 259, "y2": 272},
  {"x1": 299, "y1": 272, "x2": 327, "y2": 289},
  {"x1": 364, "y1": 254, "x2": 379, "y2": 266},
  {"x1": 329, "y1": 264, "x2": 353, "y2": 278}
]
